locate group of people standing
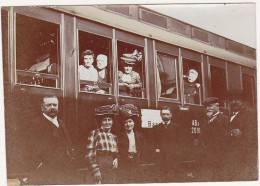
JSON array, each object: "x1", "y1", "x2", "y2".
[
  {"x1": 15, "y1": 92, "x2": 257, "y2": 185},
  {"x1": 85, "y1": 103, "x2": 145, "y2": 184},
  {"x1": 201, "y1": 95, "x2": 257, "y2": 181}
]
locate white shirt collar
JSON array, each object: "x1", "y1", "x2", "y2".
[
  {"x1": 43, "y1": 113, "x2": 59, "y2": 128},
  {"x1": 163, "y1": 120, "x2": 171, "y2": 125},
  {"x1": 212, "y1": 111, "x2": 220, "y2": 117},
  {"x1": 126, "y1": 129, "x2": 134, "y2": 135}
]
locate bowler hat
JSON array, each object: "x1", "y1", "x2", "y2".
[{"x1": 202, "y1": 97, "x2": 219, "y2": 106}]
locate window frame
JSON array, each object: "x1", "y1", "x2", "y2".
[
  {"x1": 13, "y1": 7, "x2": 62, "y2": 89},
  {"x1": 156, "y1": 51, "x2": 180, "y2": 103},
  {"x1": 181, "y1": 52, "x2": 204, "y2": 106},
  {"x1": 115, "y1": 30, "x2": 146, "y2": 100},
  {"x1": 76, "y1": 18, "x2": 114, "y2": 96},
  {"x1": 208, "y1": 56, "x2": 228, "y2": 108},
  {"x1": 241, "y1": 66, "x2": 256, "y2": 107}
]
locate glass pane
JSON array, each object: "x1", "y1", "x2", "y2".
[
  {"x1": 183, "y1": 59, "x2": 202, "y2": 104},
  {"x1": 2, "y1": 10, "x2": 8, "y2": 83},
  {"x1": 117, "y1": 41, "x2": 145, "y2": 98},
  {"x1": 78, "y1": 30, "x2": 112, "y2": 94},
  {"x1": 16, "y1": 14, "x2": 60, "y2": 88},
  {"x1": 157, "y1": 53, "x2": 178, "y2": 99},
  {"x1": 242, "y1": 74, "x2": 255, "y2": 107},
  {"x1": 210, "y1": 66, "x2": 227, "y2": 107}
]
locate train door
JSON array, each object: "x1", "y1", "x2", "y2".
[
  {"x1": 75, "y1": 18, "x2": 115, "y2": 148},
  {"x1": 3, "y1": 7, "x2": 63, "y2": 178},
  {"x1": 115, "y1": 30, "x2": 149, "y2": 131},
  {"x1": 179, "y1": 49, "x2": 205, "y2": 168}
]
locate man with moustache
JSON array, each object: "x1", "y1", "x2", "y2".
[
  {"x1": 201, "y1": 97, "x2": 228, "y2": 181},
  {"x1": 19, "y1": 95, "x2": 75, "y2": 185}
]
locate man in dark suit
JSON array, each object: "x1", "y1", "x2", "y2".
[
  {"x1": 153, "y1": 106, "x2": 187, "y2": 182},
  {"x1": 225, "y1": 93, "x2": 258, "y2": 181},
  {"x1": 201, "y1": 97, "x2": 228, "y2": 181},
  {"x1": 19, "y1": 95, "x2": 75, "y2": 185}
]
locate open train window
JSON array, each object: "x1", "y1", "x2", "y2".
[
  {"x1": 15, "y1": 13, "x2": 60, "y2": 88},
  {"x1": 117, "y1": 41, "x2": 145, "y2": 98},
  {"x1": 182, "y1": 59, "x2": 202, "y2": 105},
  {"x1": 157, "y1": 53, "x2": 178, "y2": 100},
  {"x1": 242, "y1": 73, "x2": 255, "y2": 107},
  {"x1": 210, "y1": 65, "x2": 227, "y2": 107},
  {"x1": 78, "y1": 31, "x2": 112, "y2": 94}
]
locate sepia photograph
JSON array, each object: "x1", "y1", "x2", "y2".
[{"x1": 0, "y1": 0, "x2": 259, "y2": 185}]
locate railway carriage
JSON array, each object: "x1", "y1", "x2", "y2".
[{"x1": 1, "y1": 5, "x2": 257, "y2": 183}]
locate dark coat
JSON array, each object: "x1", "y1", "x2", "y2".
[
  {"x1": 18, "y1": 114, "x2": 74, "y2": 184},
  {"x1": 118, "y1": 130, "x2": 145, "y2": 165},
  {"x1": 226, "y1": 107, "x2": 258, "y2": 180},
  {"x1": 227, "y1": 107, "x2": 257, "y2": 153},
  {"x1": 201, "y1": 112, "x2": 228, "y2": 156},
  {"x1": 153, "y1": 121, "x2": 187, "y2": 162}
]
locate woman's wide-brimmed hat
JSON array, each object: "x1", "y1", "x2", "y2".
[
  {"x1": 120, "y1": 49, "x2": 142, "y2": 65},
  {"x1": 95, "y1": 104, "x2": 119, "y2": 116},
  {"x1": 119, "y1": 104, "x2": 139, "y2": 120}
]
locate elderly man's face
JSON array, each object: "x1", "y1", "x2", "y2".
[
  {"x1": 206, "y1": 103, "x2": 219, "y2": 118},
  {"x1": 41, "y1": 97, "x2": 59, "y2": 118},
  {"x1": 124, "y1": 118, "x2": 135, "y2": 132},
  {"x1": 101, "y1": 117, "x2": 113, "y2": 130},
  {"x1": 96, "y1": 55, "x2": 108, "y2": 70},
  {"x1": 160, "y1": 109, "x2": 172, "y2": 122},
  {"x1": 83, "y1": 54, "x2": 94, "y2": 68}
]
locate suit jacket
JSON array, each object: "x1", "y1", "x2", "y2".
[
  {"x1": 153, "y1": 121, "x2": 187, "y2": 158},
  {"x1": 227, "y1": 107, "x2": 257, "y2": 158},
  {"x1": 19, "y1": 114, "x2": 74, "y2": 174},
  {"x1": 118, "y1": 130, "x2": 145, "y2": 164},
  {"x1": 201, "y1": 113, "x2": 228, "y2": 156}
]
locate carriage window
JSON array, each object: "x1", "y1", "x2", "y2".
[
  {"x1": 16, "y1": 14, "x2": 60, "y2": 88},
  {"x1": 2, "y1": 10, "x2": 8, "y2": 83},
  {"x1": 117, "y1": 41, "x2": 145, "y2": 98},
  {"x1": 210, "y1": 66, "x2": 227, "y2": 107},
  {"x1": 242, "y1": 74, "x2": 255, "y2": 107},
  {"x1": 182, "y1": 59, "x2": 202, "y2": 105},
  {"x1": 157, "y1": 53, "x2": 178, "y2": 100},
  {"x1": 78, "y1": 31, "x2": 112, "y2": 94}
]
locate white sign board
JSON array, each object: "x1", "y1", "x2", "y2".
[{"x1": 141, "y1": 109, "x2": 163, "y2": 128}]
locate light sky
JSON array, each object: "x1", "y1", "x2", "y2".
[{"x1": 143, "y1": 3, "x2": 256, "y2": 48}]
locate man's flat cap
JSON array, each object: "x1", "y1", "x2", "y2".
[{"x1": 202, "y1": 97, "x2": 219, "y2": 106}]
